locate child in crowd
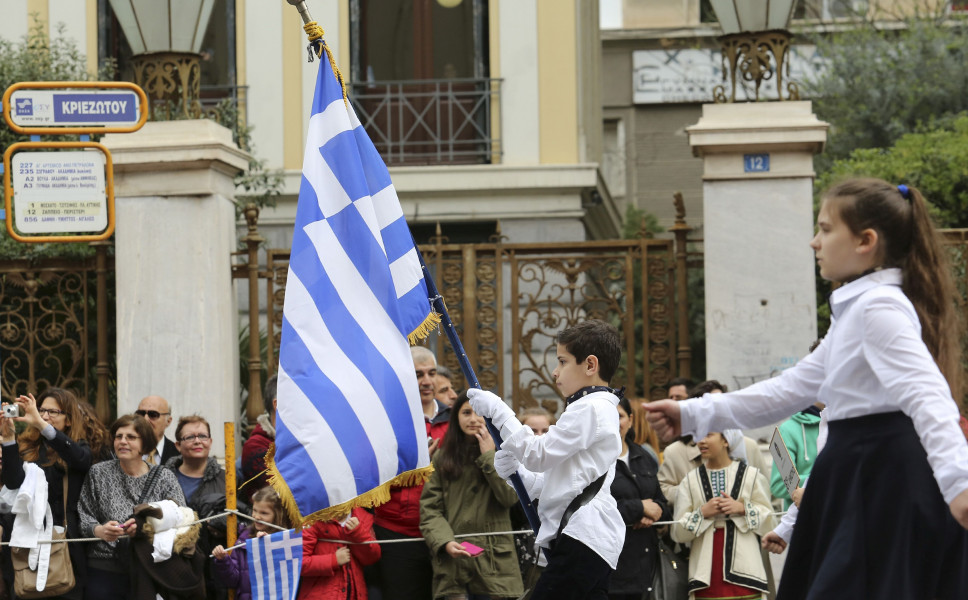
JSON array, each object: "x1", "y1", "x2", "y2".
[
  {"x1": 212, "y1": 486, "x2": 291, "y2": 600},
  {"x1": 469, "y1": 319, "x2": 626, "y2": 600},
  {"x1": 298, "y1": 507, "x2": 381, "y2": 600},
  {"x1": 519, "y1": 407, "x2": 555, "y2": 436},
  {"x1": 420, "y1": 392, "x2": 523, "y2": 600},
  {"x1": 646, "y1": 179, "x2": 968, "y2": 598},
  {"x1": 672, "y1": 430, "x2": 774, "y2": 600}
]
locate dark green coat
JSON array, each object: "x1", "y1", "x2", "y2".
[{"x1": 419, "y1": 449, "x2": 524, "y2": 599}]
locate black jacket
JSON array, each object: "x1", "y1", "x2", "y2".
[
  {"x1": 609, "y1": 443, "x2": 671, "y2": 595},
  {"x1": 2, "y1": 430, "x2": 93, "y2": 599},
  {"x1": 160, "y1": 436, "x2": 179, "y2": 465}
]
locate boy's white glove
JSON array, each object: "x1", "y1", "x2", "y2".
[
  {"x1": 467, "y1": 388, "x2": 515, "y2": 430},
  {"x1": 493, "y1": 449, "x2": 521, "y2": 480}
]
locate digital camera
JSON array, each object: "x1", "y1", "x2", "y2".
[{"x1": 2, "y1": 404, "x2": 24, "y2": 418}]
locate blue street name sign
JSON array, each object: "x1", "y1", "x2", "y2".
[{"x1": 9, "y1": 89, "x2": 141, "y2": 128}]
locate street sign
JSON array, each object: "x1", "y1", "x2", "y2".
[
  {"x1": 11, "y1": 150, "x2": 108, "y2": 234},
  {"x1": 2, "y1": 81, "x2": 147, "y2": 135},
  {"x1": 3, "y1": 142, "x2": 116, "y2": 243}
]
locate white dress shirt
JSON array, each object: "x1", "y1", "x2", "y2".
[
  {"x1": 681, "y1": 269, "x2": 968, "y2": 504},
  {"x1": 500, "y1": 390, "x2": 626, "y2": 568}
]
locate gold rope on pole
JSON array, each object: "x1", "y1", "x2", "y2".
[{"x1": 286, "y1": 1, "x2": 348, "y2": 103}]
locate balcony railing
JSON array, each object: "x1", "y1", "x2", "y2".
[{"x1": 350, "y1": 78, "x2": 502, "y2": 166}]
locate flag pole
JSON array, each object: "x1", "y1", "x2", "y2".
[{"x1": 415, "y1": 249, "x2": 541, "y2": 534}]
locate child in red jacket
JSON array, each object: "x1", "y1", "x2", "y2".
[{"x1": 297, "y1": 507, "x2": 381, "y2": 600}]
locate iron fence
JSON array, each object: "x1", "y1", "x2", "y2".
[{"x1": 350, "y1": 78, "x2": 502, "y2": 165}]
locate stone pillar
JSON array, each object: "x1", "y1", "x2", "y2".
[
  {"x1": 687, "y1": 102, "x2": 827, "y2": 416},
  {"x1": 102, "y1": 119, "x2": 250, "y2": 460}
]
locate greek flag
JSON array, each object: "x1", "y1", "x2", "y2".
[
  {"x1": 247, "y1": 529, "x2": 302, "y2": 600},
  {"x1": 269, "y1": 49, "x2": 436, "y2": 524}
]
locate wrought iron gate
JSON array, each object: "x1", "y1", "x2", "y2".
[
  {"x1": 0, "y1": 244, "x2": 115, "y2": 422},
  {"x1": 234, "y1": 206, "x2": 693, "y2": 419}
]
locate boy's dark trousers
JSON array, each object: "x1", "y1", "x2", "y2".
[{"x1": 528, "y1": 535, "x2": 612, "y2": 600}]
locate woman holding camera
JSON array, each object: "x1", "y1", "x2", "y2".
[{"x1": 1, "y1": 388, "x2": 94, "y2": 599}]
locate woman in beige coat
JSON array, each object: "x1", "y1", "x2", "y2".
[
  {"x1": 419, "y1": 392, "x2": 524, "y2": 600},
  {"x1": 671, "y1": 431, "x2": 774, "y2": 600}
]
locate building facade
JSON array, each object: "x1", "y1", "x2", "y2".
[{"x1": 0, "y1": 0, "x2": 619, "y2": 248}]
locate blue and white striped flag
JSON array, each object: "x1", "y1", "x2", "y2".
[
  {"x1": 247, "y1": 529, "x2": 303, "y2": 600},
  {"x1": 268, "y1": 48, "x2": 437, "y2": 524}
]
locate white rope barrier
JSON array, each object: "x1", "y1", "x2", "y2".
[{"x1": 2, "y1": 508, "x2": 790, "y2": 548}]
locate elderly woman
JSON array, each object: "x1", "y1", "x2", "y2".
[
  {"x1": 78, "y1": 414, "x2": 186, "y2": 600},
  {"x1": 1, "y1": 389, "x2": 93, "y2": 600},
  {"x1": 164, "y1": 415, "x2": 227, "y2": 599}
]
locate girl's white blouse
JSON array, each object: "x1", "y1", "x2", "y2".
[{"x1": 681, "y1": 268, "x2": 968, "y2": 503}]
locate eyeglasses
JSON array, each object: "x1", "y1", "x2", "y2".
[
  {"x1": 39, "y1": 408, "x2": 65, "y2": 417},
  {"x1": 135, "y1": 409, "x2": 170, "y2": 420},
  {"x1": 179, "y1": 434, "x2": 211, "y2": 443},
  {"x1": 114, "y1": 433, "x2": 140, "y2": 441}
]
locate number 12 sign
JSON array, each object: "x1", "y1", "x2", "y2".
[{"x1": 744, "y1": 153, "x2": 770, "y2": 173}]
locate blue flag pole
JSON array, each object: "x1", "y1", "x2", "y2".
[{"x1": 415, "y1": 249, "x2": 541, "y2": 534}]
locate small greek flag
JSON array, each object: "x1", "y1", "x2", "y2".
[
  {"x1": 247, "y1": 529, "x2": 302, "y2": 600},
  {"x1": 268, "y1": 46, "x2": 437, "y2": 524}
]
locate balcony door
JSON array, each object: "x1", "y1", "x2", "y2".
[{"x1": 350, "y1": 0, "x2": 494, "y2": 165}]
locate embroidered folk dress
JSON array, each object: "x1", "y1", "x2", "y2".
[{"x1": 671, "y1": 460, "x2": 774, "y2": 600}]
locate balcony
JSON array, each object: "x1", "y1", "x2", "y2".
[{"x1": 350, "y1": 78, "x2": 502, "y2": 166}]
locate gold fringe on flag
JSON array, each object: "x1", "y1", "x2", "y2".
[
  {"x1": 266, "y1": 443, "x2": 434, "y2": 527},
  {"x1": 408, "y1": 310, "x2": 441, "y2": 345}
]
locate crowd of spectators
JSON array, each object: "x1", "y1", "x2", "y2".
[{"x1": 0, "y1": 354, "x2": 903, "y2": 600}]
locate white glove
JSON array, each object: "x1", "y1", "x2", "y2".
[
  {"x1": 467, "y1": 388, "x2": 515, "y2": 430},
  {"x1": 493, "y1": 449, "x2": 521, "y2": 480}
]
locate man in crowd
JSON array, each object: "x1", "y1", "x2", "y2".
[
  {"x1": 666, "y1": 377, "x2": 694, "y2": 402},
  {"x1": 434, "y1": 365, "x2": 459, "y2": 407},
  {"x1": 370, "y1": 346, "x2": 450, "y2": 600},
  {"x1": 137, "y1": 395, "x2": 178, "y2": 466}
]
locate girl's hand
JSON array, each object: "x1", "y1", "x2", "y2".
[
  {"x1": 642, "y1": 401, "x2": 682, "y2": 442},
  {"x1": 641, "y1": 499, "x2": 663, "y2": 521},
  {"x1": 335, "y1": 547, "x2": 351, "y2": 565},
  {"x1": 343, "y1": 516, "x2": 359, "y2": 532},
  {"x1": 718, "y1": 494, "x2": 745, "y2": 515},
  {"x1": 700, "y1": 498, "x2": 720, "y2": 518},
  {"x1": 444, "y1": 541, "x2": 471, "y2": 558},
  {"x1": 212, "y1": 545, "x2": 229, "y2": 560},
  {"x1": 256, "y1": 531, "x2": 268, "y2": 538},
  {"x1": 761, "y1": 531, "x2": 787, "y2": 554},
  {"x1": 475, "y1": 429, "x2": 495, "y2": 454},
  {"x1": 791, "y1": 487, "x2": 805, "y2": 508},
  {"x1": 428, "y1": 438, "x2": 440, "y2": 458},
  {"x1": 949, "y1": 488, "x2": 968, "y2": 530},
  {"x1": 15, "y1": 394, "x2": 45, "y2": 431},
  {"x1": 95, "y1": 521, "x2": 127, "y2": 542}
]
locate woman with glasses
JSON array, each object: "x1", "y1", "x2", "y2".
[
  {"x1": 78, "y1": 414, "x2": 187, "y2": 599},
  {"x1": 164, "y1": 415, "x2": 228, "y2": 599},
  {"x1": 1, "y1": 388, "x2": 94, "y2": 599}
]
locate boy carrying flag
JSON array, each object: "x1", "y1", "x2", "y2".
[{"x1": 468, "y1": 320, "x2": 626, "y2": 600}]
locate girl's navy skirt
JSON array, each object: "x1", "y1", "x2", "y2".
[{"x1": 778, "y1": 411, "x2": 968, "y2": 599}]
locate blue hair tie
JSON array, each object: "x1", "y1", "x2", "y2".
[{"x1": 897, "y1": 184, "x2": 911, "y2": 200}]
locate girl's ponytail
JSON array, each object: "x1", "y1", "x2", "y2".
[{"x1": 903, "y1": 187, "x2": 963, "y2": 402}]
